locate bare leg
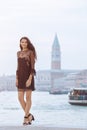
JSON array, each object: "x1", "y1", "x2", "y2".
[
  {"x1": 18, "y1": 91, "x2": 26, "y2": 112},
  {"x1": 25, "y1": 90, "x2": 32, "y2": 117},
  {"x1": 18, "y1": 90, "x2": 32, "y2": 124}
]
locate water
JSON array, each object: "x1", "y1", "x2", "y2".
[{"x1": 0, "y1": 91, "x2": 87, "y2": 128}]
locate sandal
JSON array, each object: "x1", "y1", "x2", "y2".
[
  {"x1": 23, "y1": 115, "x2": 31, "y2": 125},
  {"x1": 28, "y1": 113, "x2": 35, "y2": 123}
]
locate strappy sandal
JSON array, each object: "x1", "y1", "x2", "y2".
[
  {"x1": 23, "y1": 115, "x2": 31, "y2": 125},
  {"x1": 28, "y1": 113, "x2": 35, "y2": 123}
]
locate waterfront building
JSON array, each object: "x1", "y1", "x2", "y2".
[
  {"x1": 35, "y1": 34, "x2": 87, "y2": 93},
  {"x1": 51, "y1": 34, "x2": 61, "y2": 70},
  {"x1": 0, "y1": 75, "x2": 16, "y2": 91}
]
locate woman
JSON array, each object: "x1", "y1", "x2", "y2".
[{"x1": 16, "y1": 37, "x2": 37, "y2": 125}]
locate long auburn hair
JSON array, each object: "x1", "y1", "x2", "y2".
[{"x1": 20, "y1": 37, "x2": 37, "y2": 60}]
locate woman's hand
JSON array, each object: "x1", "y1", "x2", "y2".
[
  {"x1": 16, "y1": 79, "x2": 18, "y2": 87},
  {"x1": 26, "y1": 79, "x2": 31, "y2": 87}
]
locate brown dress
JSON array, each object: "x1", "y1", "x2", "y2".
[{"x1": 16, "y1": 50, "x2": 36, "y2": 91}]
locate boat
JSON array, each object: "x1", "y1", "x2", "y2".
[{"x1": 68, "y1": 88, "x2": 87, "y2": 105}]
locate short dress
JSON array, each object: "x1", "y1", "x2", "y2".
[{"x1": 16, "y1": 50, "x2": 36, "y2": 91}]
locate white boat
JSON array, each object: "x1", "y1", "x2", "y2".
[{"x1": 68, "y1": 88, "x2": 87, "y2": 105}]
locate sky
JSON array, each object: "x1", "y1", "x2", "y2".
[{"x1": 0, "y1": 0, "x2": 87, "y2": 75}]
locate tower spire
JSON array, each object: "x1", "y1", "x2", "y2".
[
  {"x1": 52, "y1": 33, "x2": 60, "y2": 49},
  {"x1": 51, "y1": 34, "x2": 61, "y2": 70}
]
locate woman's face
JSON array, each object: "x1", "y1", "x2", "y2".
[{"x1": 20, "y1": 39, "x2": 28, "y2": 50}]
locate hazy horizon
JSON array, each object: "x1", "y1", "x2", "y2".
[{"x1": 0, "y1": 0, "x2": 87, "y2": 75}]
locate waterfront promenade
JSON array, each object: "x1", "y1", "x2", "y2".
[{"x1": 0, "y1": 126, "x2": 87, "y2": 130}]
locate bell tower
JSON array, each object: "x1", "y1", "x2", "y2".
[{"x1": 51, "y1": 34, "x2": 61, "y2": 70}]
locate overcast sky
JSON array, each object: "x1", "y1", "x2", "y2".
[{"x1": 0, "y1": 0, "x2": 87, "y2": 75}]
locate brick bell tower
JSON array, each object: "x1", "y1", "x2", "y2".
[{"x1": 51, "y1": 34, "x2": 61, "y2": 70}]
